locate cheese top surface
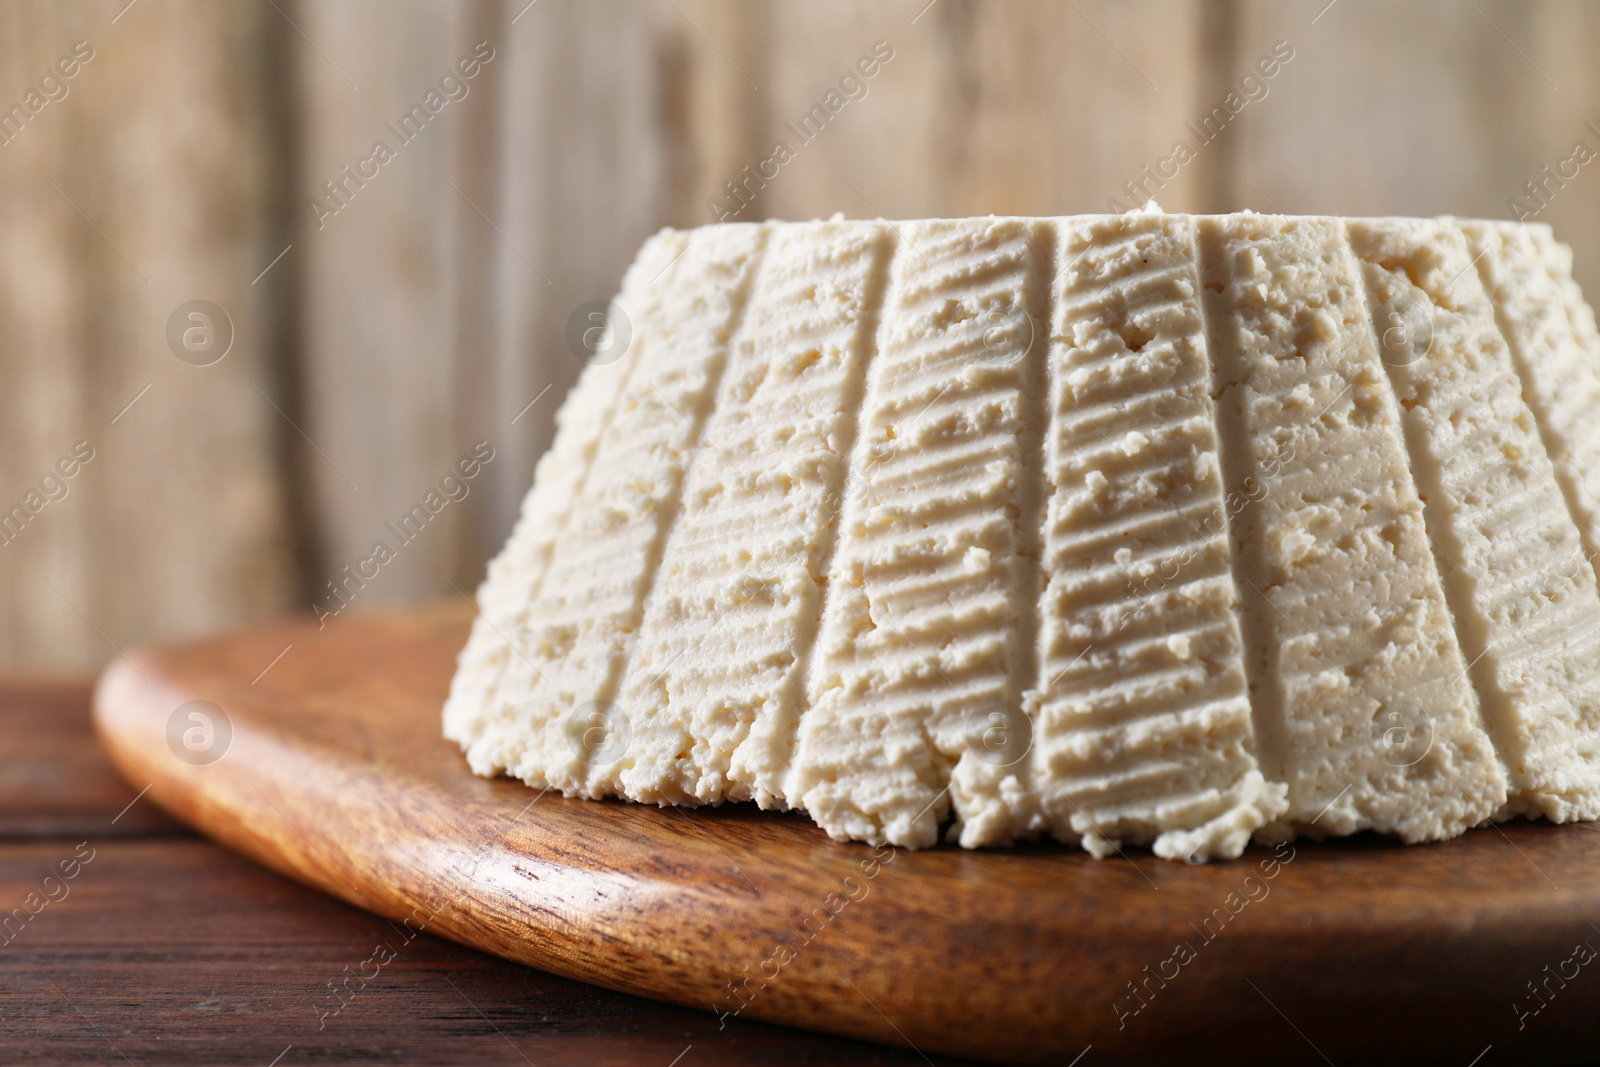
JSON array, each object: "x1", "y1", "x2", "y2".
[{"x1": 445, "y1": 212, "x2": 1600, "y2": 862}]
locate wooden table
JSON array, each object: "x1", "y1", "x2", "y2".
[{"x1": 0, "y1": 681, "x2": 958, "y2": 1065}]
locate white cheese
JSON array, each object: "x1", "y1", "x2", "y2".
[
  {"x1": 1198, "y1": 214, "x2": 1505, "y2": 844},
  {"x1": 1349, "y1": 218, "x2": 1600, "y2": 823},
  {"x1": 789, "y1": 218, "x2": 1045, "y2": 849},
  {"x1": 469, "y1": 224, "x2": 769, "y2": 795},
  {"x1": 606, "y1": 220, "x2": 892, "y2": 809},
  {"x1": 1032, "y1": 212, "x2": 1284, "y2": 863},
  {"x1": 1462, "y1": 222, "x2": 1600, "y2": 589},
  {"x1": 450, "y1": 212, "x2": 1600, "y2": 861},
  {"x1": 443, "y1": 229, "x2": 687, "y2": 774}
]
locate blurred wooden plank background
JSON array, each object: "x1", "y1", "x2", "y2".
[
  {"x1": 0, "y1": 0, "x2": 1595, "y2": 668},
  {"x1": 0, "y1": 0, "x2": 297, "y2": 669}
]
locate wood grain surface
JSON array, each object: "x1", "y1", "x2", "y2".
[
  {"x1": 0, "y1": 680, "x2": 179, "y2": 838},
  {"x1": 93, "y1": 605, "x2": 1600, "y2": 1066},
  {"x1": 2, "y1": 840, "x2": 955, "y2": 1065},
  {"x1": 10, "y1": 0, "x2": 1600, "y2": 673},
  {"x1": 1, "y1": 680, "x2": 950, "y2": 1064},
  {"x1": 0, "y1": 0, "x2": 300, "y2": 669}
]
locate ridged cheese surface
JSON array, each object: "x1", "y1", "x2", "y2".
[
  {"x1": 1350, "y1": 219, "x2": 1600, "y2": 823},
  {"x1": 1201, "y1": 215, "x2": 1504, "y2": 842},
  {"x1": 789, "y1": 218, "x2": 1044, "y2": 849},
  {"x1": 446, "y1": 212, "x2": 1600, "y2": 862},
  {"x1": 1033, "y1": 213, "x2": 1285, "y2": 862}
]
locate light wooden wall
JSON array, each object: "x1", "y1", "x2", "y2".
[
  {"x1": 2, "y1": 0, "x2": 1597, "y2": 668},
  {"x1": 0, "y1": 0, "x2": 298, "y2": 669}
]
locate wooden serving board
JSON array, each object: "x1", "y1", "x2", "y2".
[{"x1": 94, "y1": 606, "x2": 1600, "y2": 1066}]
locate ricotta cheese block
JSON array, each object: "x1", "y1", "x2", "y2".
[{"x1": 444, "y1": 211, "x2": 1600, "y2": 862}]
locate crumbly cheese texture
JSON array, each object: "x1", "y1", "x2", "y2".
[
  {"x1": 445, "y1": 213, "x2": 1600, "y2": 861},
  {"x1": 1033, "y1": 214, "x2": 1286, "y2": 862},
  {"x1": 1349, "y1": 219, "x2": 1600, "y2": 822},
  {"x1": 1200, "y1": 215, "x2": 1504, "y2": 842}
]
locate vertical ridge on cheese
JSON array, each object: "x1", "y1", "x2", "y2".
[
  {"x1": 605, "y1": 221, "x2": 894, "y2": 809},
  {"x1": 1534, "y1": 227, "x2": 1600, "y2": 557},
  {"x1": 789, "y1": 218, "x2": 1043, "y2": 848},
  {"x1": 1033, "y1": 213, "x2": 1286, "y2": 863},
  {"x1": 1350, "y1": 219, "x2": 1600, "y2": 823},
  {"x1": 1534, "y1": 225, "x2": 1600, "y2": 582},
  {"x1": 1197, "y1": 215, "x2": 1505, "y2": 842},
  {"x1": 444, "y1": 230, "x2": 686, "y2": 774},
  {"x1": 491, "y1": 224, "x2": 770, "y2": 795},
  {"x1": 999, "y1": 220, "x2": 1053, "y2": 848},
  {"x1": 1465, "y1": 222, "x2": 1600, "y2": 589}
]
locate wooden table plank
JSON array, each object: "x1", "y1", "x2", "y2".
[
  {"x1": 0, "y1": 681, "x2": 179, "y2": 838},
  {"x1": 0, "y1": 680, "x2": 957, "y2": 1064},
  {"x1": 0, "y1": 839, "x2": 948, "y2": 1065}
]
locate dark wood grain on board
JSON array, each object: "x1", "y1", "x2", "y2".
[{"x1": 92, "y1": 605, "x2": 1600, "y2": 1065}]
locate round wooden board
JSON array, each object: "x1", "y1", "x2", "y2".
[{"x1": 94, "y1": 605, "x2": 1600, "y2": 1065}]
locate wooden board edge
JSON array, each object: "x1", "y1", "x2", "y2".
[{"x1": 89, "y1": 650, "x2": 973, "y2": 1063}]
